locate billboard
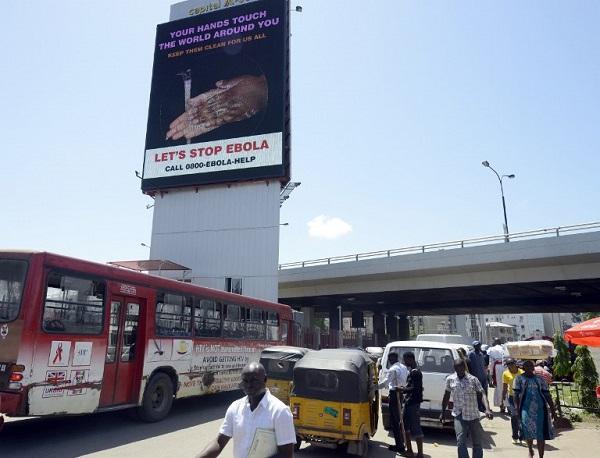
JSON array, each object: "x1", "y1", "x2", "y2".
[
  {"x1": 170, "y1": 0, "x2": 261, "y2": 21},
  {"x1": 142, "y1": 0, "x2": 290, "y2": 192}
]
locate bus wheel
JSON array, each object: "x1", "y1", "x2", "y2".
[
  {"x1": 294, "y1": 436, "x2": 302, "y2": 452},
  {"x1": 138, "y1": 373, "x2": 174, "y2": 422}
]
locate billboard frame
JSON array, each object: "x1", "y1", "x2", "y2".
[{"x1": 141, "y1": 0, "x2": 291, "y2": 194}]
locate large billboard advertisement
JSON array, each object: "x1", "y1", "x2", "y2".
[{"x1": 142, "y1": 0, "x2": 289, "y2": 192}]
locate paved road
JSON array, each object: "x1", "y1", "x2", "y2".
[{"x1": 2, "y1": 390, "x2": 599, "y2": 457}]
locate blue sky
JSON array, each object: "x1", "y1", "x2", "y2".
[{"x1": 2, "y1": 1, "x2": 599, "y2": 265}]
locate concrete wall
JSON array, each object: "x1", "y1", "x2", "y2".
[{"x1": 150, "y1": 181, "x2": 280, "y2": 301}]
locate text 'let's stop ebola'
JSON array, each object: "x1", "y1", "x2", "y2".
[{"x1": 154, "y1": 139, "x2": 269, "y2": 163}]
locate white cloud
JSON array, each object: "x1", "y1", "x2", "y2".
[{"x1": 307, "y1": 215, "x2": 353, "y2": 240}]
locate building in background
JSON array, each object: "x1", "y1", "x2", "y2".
[
  {"x1": 482, "y1": 313, "x2": 545, "y2": 340},
  {"x1": 486, "y1": 321, "x2": 518, "y2": 342},
  {"x1": 543, "y1": 312, "x2": 582, "y2": 336}
]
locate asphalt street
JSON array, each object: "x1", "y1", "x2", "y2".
[{"x1": 3, "y1": 388, "x2": 600, "y2": 458}]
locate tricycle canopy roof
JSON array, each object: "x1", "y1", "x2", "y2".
[
  {"x1": 292, "y1": 349, "x2": 375, "y2": 402},
  {"x1": 293, "y1": 348, "x2": 373, "y2": 374}
]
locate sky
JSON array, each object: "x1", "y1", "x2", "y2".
[{"x1": 2, "y1": 0, "x2": 600, "y2": 266}]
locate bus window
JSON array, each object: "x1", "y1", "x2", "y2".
[
  {"x1": 121, "y1": 303, "x2": 140, "y2": 362},
  {"x1": 267, "y1": 311, "x2": 279, "y2": 341},
  {"x1": 0, "y1": 259, "x2": 28, "y2": 322},
  {"x1": 106, "y1": 301, "x2": 120, "y2": 363},
  {"x1": 42, "y1": 272, "x2": 105, "y2": 334},
  {"x1": 246, "y1": 308, "x2": 266, "y2": 340},
  {"x1": 193, "y1": 298, "x2": 221, "y2": 337},
  {"x1": 155, "y1": 292, "x2": 191, "y2": 337},
  {"x1": 223, "y1": 303, "x2": 245, "y2": 338}
]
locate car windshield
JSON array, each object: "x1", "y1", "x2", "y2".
[
  {"x1": 388, "y1": 346, "x2": 455, "y2": 374},
  {"x1": 0, "y1": 259, "x2": 28, "y2": 322}
]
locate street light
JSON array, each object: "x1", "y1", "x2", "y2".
[
  {"x1": 141, "y1": 243, "x2": 151, "y2": 249},
  {"x1": 482, "y1": 161, "x2": 515, "y2": 242},
  {"x1": 337, "y1": 305, "x2": 343, "y2": 348}
]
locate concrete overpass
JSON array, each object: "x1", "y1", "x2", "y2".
[{"x1": 278, "y1": 223, "x2": 600, "y2": 340}]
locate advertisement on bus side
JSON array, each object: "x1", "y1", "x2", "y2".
[{"x1": 142, "y1": 0, "x2": 290, "y2": 192}]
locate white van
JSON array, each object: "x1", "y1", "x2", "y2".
[
  {"x1": 380, "y1": 340, "x2": 469, "y2": 429},
  {"x1": 416, "y1": 334, "x2": 468, "y2": 346}
]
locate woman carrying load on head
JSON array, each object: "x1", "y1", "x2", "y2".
[{"x1": 513, "y1": 360, "x2": 557, "y2": 458}]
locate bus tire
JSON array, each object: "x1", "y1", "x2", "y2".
[
  {"x1": 138, "y1": 373, "x2": 174, "y2": 422},
  {"x1": 294, "y1": 436, "x2": 302, "y2": 452}
]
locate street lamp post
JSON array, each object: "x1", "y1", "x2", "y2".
[
  {"x1": 482, "y1": 161, "x2": 515, "y2": 242},
  {"x1": 337, "y1": 305, "x2": 343, "y2": 348}
]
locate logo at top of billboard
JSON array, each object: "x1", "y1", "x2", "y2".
[
  {"x1": 170, "y1": 0, "x2": 261, "y2": 21},
  {"x1": 143, "y1": 0, "x2": 289, "y2": 192}
]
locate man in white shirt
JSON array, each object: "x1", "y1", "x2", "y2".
[
  {"x1": 197, "y1": 362, "x2": 296, "y2": 458},
  {"x1": 487, "y1": 339, "x2": 507, "y2": 412},
  {"x1": 381, "y1": 352, "x2": 409, "y2": 454}
]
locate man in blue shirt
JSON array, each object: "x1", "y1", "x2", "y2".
[{"x1": 467, "y1": 341, "x2": 488, "y2": 412}]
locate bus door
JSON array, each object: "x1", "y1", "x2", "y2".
[{"x1": 99, "y1": 296, "x2": 143, "y2": 407}]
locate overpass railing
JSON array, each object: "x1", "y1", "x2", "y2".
[{"x1": 279, "y1": 221, "x2": 600, "y2": 270}]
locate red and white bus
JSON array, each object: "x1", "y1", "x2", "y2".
[{"x1": 0, "y1": 251, "x2": 299, "y2": 425}]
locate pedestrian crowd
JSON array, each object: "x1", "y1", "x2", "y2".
[
  {"x1": 196, "y1": 338, "x2": 558, "y2": 458},
  {"x1": 381, "y1": 338, "x2": 558, "y2": 457},
  {"x1": 450, "y1": 338, "x2": 557, "y2": 458}
]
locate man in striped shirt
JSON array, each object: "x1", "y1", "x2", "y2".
[{"x1": 441, "y1": 359, "x2": 494, "y2": 458}]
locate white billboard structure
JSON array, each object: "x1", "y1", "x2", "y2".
[{"x1": 146, "y1": 0, "x2": 290, "y2": 302}]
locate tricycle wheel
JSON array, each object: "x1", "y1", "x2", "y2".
[{"x1": 360, "y1": 434, "x2": 369, "y2": 457}]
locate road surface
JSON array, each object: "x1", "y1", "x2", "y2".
[{"x1": 3, "y1": 389, "x2": 599, "y2": 457}]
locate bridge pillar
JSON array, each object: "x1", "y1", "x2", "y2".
[
  {"x1": 300, "y1": 306, "x2": 314, "y2": 329},
  {"x1": 328, "y1": 305, "x2": 340, "y2": 332},
  {"x1": 398, "y1": 314, "x2": 410, "y2": 341},
  {"x1": 386, "y1": 314, "x2": 398, "y2": 340},
  {"x1": 373, "y1": 312, "x2": 386, "y2": 346}
]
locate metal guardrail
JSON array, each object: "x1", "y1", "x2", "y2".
[
  {"x1": 279, "y1": 221, "x2": 600, "y2": 270},
  {"x1": 552, "y1": 381, "x2": 600, "y2": 415}
]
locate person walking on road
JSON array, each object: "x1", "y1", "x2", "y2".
[
  {"x1": 380, "y1": 352, "x2": 409, "y2": 454},
  {"x1": 441, "y1": 359, "x2": 494, "y2": 458},
  {"x1": 501, "y1": 358, "x2": 523, "y2": 444},
  {"x1": 513, "y1": 360, "x2": 557, "y2": 458},
  {"x1": 534, "y1": 360, "x2": 553, "y2": 384},
  {"x1": 196, "y1": 362, "x2": 296, "y2": 458},
  {"x1": 399, "y1": 351, "x2": 424, "y2": 458},
  {"x1": 487, "y1": 338, "x2": 507, "y2": 413},
  {"x1": 467, "y1": 341, "x2": 489, "y2": 412}
]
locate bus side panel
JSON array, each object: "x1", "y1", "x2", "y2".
[
  {"x1": 27, "y1": 262, "x2": 109, "y2": 416},
  {"x1": 27, "y1": 336, "x2": 108, "y2": 415},
  {"x1": 139, "y1": 338, "x2": 270, "y2": 403}
]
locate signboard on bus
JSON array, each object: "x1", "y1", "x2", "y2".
[{"x1": 142, "y1": 0, "x2": 290, "y2": 192}]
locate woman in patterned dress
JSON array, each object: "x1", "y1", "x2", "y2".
[{"x1": 513, "y1": 360, "x2": 557, "y2": 457}]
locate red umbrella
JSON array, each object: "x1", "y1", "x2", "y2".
[{"x1": 564, "y1": 317, "x2": 600, "y2": 347}]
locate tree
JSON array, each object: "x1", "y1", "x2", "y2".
[
  {"x1": 553, "y1": 331, "x2": 571, "y2": 379},
  {"x1": 573, "y1": 345, "x2": 600, "y2": 413},
  {"x1": 583, "y1": 312, "x2": 600, "y2": 321}
]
